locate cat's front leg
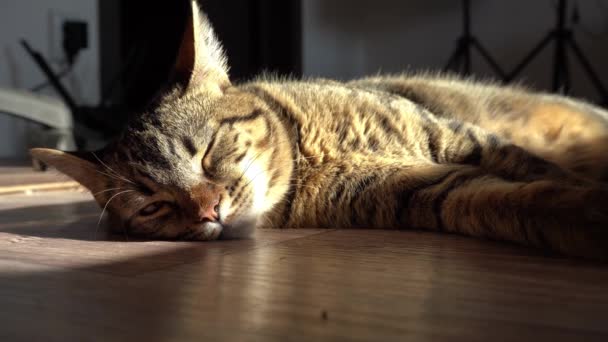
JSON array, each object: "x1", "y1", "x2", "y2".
[{"x1": 345, "y1": 163, "x2": 608, "y2": 260}]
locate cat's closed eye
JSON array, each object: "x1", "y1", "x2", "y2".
[{"x1": 139, "y1": 201, "x2": 172, "y2": 217}]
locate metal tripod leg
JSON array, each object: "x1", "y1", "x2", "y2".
[
  {"x1": 567, "y1": 38, "x2": 608, "y2": 102},
  {"x1": 471, "y1": 38, "x2": 507, "y2": 80}
]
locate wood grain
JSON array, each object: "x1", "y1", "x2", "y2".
[
  {"x1": 0, "y1": 164, "x2": 79, "y2": 196},
  {"x1": 0, "y1": 165, "x2": 71, "y2": 187},
  {"x1": 1, "y1": 190, "x2": 608, "y2": 341}
]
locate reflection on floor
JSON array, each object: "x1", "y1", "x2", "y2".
[{"x1": 1, "y1": 189, "x2": 608, "y2": 341}]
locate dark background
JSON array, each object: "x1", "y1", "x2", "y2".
[
  {"x1": 1, "y1": 0, "x2": 607, "y2": 158},
  {"x1": 102, "y1": 0, "x2": 302, "y2": 112}
]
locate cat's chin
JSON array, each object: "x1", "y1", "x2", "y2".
[
  {"x1": 218, "y1": 217, "x2": 258, "y2": 240},
  {"x1": 190, "y1": 221, "x2": 224, "y2": 241},
  {"x1": 187, "y1": 217, "x2": 257, "y2": 241}
]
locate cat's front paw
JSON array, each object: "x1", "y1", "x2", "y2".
[{"x1": 219, "y1": 218, "x2": 257, "y2": 240}]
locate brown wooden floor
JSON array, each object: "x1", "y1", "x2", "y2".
[
  {"x1": 1, "y1": 189, "x2": 608, "y2": 341},
  {"x1": 0, "y1": 162, "x2": 78, "y2": 194}
]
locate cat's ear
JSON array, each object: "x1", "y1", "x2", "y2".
[
  {"x1": 29, "y1": 148, "x2": 106, "y2": 194},
  {"x1": 171, "y1": 0, "x2": 230, "y2": 95}
]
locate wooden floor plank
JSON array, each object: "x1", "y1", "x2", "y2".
[
  {"x1": 1, "y1": 190, "x2": 608, "y2": 341},
  {"x1": 0, "y1": 165, "x2": 72, "y2": 188},
  {"x1": 0, "y1": 191, "x2": 328, "y2": 276}
]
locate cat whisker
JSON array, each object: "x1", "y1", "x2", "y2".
[
  {"x1": 91, "y1": 187, "x2": 124, "y2": 197},
  {"x1": 91, "y1": 168, "x2": 130, "y2": 184},
  {"x1": 276, "y1": 179, "x2": 321, "y2": 191},
  {"x1": 235, "y1": 136, "x2": 297, "y2": 184},
  {"x1": 92, "y1": 152, "x2": 136, "y2": 185},
  {"x1": 95, "y1": 190, "x2": 135, "y2": 240},
  {"x1": 92, "y1": 152, "x2": 124, "y2": 178},
  {"x1": 242, "y1": 168, "x2": 269, "y2": 189},
  {"x1": 237, "y1": 148, "x2": 269, "y2": 184},
  {"x1": 119, "y1": 195, "x2": 149, "y2": 242},
  {"x1": 241, "y1": 163, "x2": 308, "y2": 191},
  {"x1": 234, "y1": 134, "x2": 303, "y2": 186},
  {"x1": 240, "y1": 162, "x2": 301, "y2": 191}
]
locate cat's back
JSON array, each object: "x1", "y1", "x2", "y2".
[
  {"x1": 244, "y1": 73, "x2": 608, "y2": 179},
  {"x1": 246, "y1": 73, "x2": 608, "y2": 144},
  {"x1": 348, "y1": 73, "x2": 608, "y2": 177},
  {"x1": 248, "y1": 73, "x2": 608, "y2": 129},
  {"x1": 349, "y1": 73, "x2": 608, "y2": 126},
  {"x1": 242, "y1": 77, "x2": 429, "y2": 161}
]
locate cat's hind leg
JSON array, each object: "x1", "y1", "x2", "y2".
[
  {"x1": 344, "y1": 163, "x2": 608, "y2": 260},
  {"x1": 419, "y1": 114, "x2": 596, "y2": 185},
  {"x1": 486, "y1": 100, "x2": 608, "y2": 183}
]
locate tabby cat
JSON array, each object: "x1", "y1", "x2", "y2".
[{"x1": 32, "y1": 1, "x2": 608, "y2": 259}]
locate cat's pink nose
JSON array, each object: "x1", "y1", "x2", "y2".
[
  {"x1": 197, "y1": 199, "x2": 220, "y2": 222},
  {"x1": 188, "y1": 183, "x2": 221, "y2": 223}
]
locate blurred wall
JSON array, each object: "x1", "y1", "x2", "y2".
[
  {"x1": 0, "y1": 0, "x2": 99, "y2": 159},
  {"x1": 303, "y1": 0, "x2": 608, "y2": 102},
  {"x1": 1, "y1": 0, "x2": 607, "y2": 159}
]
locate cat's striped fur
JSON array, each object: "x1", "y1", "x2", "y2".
[{"x1": 31, "y1": 1, "x2": 608, "y2": 259}]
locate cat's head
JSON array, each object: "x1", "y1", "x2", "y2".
[{"x1": 30, "y1": 0, "x2": 294, "y2": 240}]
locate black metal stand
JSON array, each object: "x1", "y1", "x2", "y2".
[
  {"x1": 20, "y1": 40, "x2": 78, "y2": 113},
  {"x1": 507, "y1": 0, "x2": 608, "y2": 103},
  {"x1": 20, "y1": 40, "x2": 127, "y2": 140},
  {"x1": 444, "y1": 0, "x2": 507, "y2": 80}
]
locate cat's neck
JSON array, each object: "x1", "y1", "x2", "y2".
[{"x1": 240, "y1": 86, "x2": 299, "y2": 227}]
